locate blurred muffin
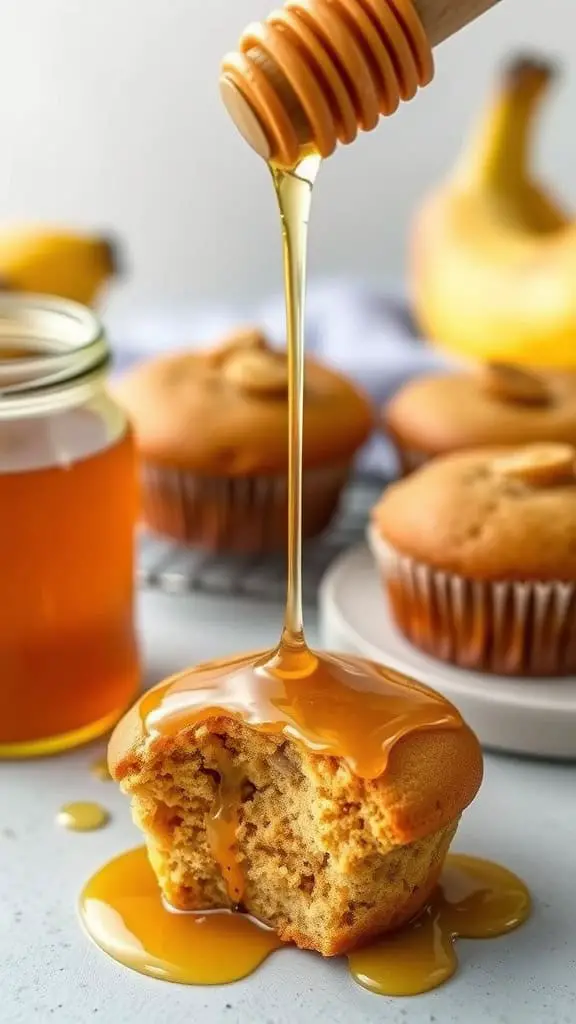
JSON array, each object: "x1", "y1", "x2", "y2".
[
  {"x1": 369, "y1": 443, "x2": 576, "y2": 676},
  {"x1": 115, "y1": 329, "x2": 373, "y2": 552},
  {"x1": 384, "y1": 364, "x2": 576, "y2": 474}
]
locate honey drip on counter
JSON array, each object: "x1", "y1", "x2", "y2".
[
  {"x1": 57, "y1": 801, "x2": 109, "y2": 832},
  {"x1": 80, "y1": 847, "x2": 282, "y2": 985},
  {"x1": 348, "y1": 854, "x2": 531, "y2": 996},
  {"x1": 0, "y1": 431, "x2": 139, "y2": 757},
  {"x1": 80, "y1": 847, "x2": 530, "y2": 993}
]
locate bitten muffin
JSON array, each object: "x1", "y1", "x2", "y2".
[
  {"x1": 114, "y1": 329, "x2": 373, "y2": 552},
  {"x1": 384, "y1": 364, "x2": 576, "y2": 474},
  {"x1": 109, "y1": 659, "x2": 482, "y2": 956},
  {"x1": 369, "y1": 442, "x2": 576, "y2": 676}
]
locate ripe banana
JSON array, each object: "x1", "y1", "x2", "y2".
[
  {"x1": 0, "y1": 229, "x2": 120, "y2": 306},
  {"x1": 410, "y1": 56, "x2": 576, "y2": 368}
]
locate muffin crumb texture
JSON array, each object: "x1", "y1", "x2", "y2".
[{"x1": 115, "y1": 716, "x2": 480, "y2": 956}]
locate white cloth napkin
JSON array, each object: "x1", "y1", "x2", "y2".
[{"x1": 107, "y1": 278, "x2": 449, "y2": 478}]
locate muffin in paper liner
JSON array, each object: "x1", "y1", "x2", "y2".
[
  {"x1": 114, "y1": 329, "x2": 374, "y2": 554},
  {"x1": 368, "y1": 525, "x2": 576, "y2": 677},
  {"x1": 142, "y1": 461, "x2": 350, "y2": 553}
]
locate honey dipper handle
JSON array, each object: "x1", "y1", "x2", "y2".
[{"x1": 416, "y1": 0, "x2": 501, "y2": 46}]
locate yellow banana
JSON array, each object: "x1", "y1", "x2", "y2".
[
  {"x1": 0, "y1": 229, "x2": 120, "y2": 306},
  {"x1": 410, "y1": 56, "x2": 576, "y2": 368}
]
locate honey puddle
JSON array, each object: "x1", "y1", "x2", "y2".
[
  {"x1": 57, "y1": 802, "x2": 109, "y2": 832},
  {"x1": 348, "y1": 854, "x2": 531, "y2": 996},
  {"x1": 80, "y1": 847, "x2": 282, "y2": 985},
  {"x1": 80, "y1": 846, "x2": 530, "y2": 993}
]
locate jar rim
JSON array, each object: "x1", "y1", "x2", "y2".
[{"x1": 0, "y1": 294, "x2": 110, "y2": 412}]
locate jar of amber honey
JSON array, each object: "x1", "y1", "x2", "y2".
[{"x1": 0, "y1": 295, "x2": 139, "y2": 757}]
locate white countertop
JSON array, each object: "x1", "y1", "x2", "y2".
[{"x1": 2, "y1": 588, "x2": 575, "y2": 1024}]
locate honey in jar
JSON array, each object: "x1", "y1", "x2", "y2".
[{"x1": 0, "y1": 295, "x2": 139, "y2": 757}]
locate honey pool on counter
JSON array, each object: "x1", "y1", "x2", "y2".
[
  {"x1": 0, "y1": 295, "x2": 139, "y2": 758},
  {"x1": 81, "y1": 846, "x2": 530, "y2": 994}
]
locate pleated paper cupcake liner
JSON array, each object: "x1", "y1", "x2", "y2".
[{"x1": 141, "y1": 462, "x2": 350, "y2": 554}]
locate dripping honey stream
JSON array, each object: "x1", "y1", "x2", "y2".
[{"x1": 135, "y1": 153, "x2": 467, "y2": 915}]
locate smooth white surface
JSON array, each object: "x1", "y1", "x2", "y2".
[
  {"x1": 1, "y1": 0, "x2": 574, "y2": 310},
  {"x1": 320, "y1": 543, "x2": 576, "y2": 759},
  {"x1": 1, "y1": 586, "x2": 575, "y2": 1024}
]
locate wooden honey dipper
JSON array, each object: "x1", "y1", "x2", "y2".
[{"x1": 221, "y1": 0, "x2": 501, "y2": 168}]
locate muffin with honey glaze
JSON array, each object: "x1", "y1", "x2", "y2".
[
  {"x1": 384, "y1": 364, "x2": 576, "y2": 474},
  {"x1": 109, "y1": 652, "x2": 482, "y2": 956},
  {"x1": 370, "y1": 442, "x2": 576, "y2": 675},
  {"x1": 114, "y1": 329, "x2": 373, "y2": 552}
]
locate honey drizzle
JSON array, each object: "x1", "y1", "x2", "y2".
[
  {"x1": 143, "y1": 648, "x2": 462, "y2": 779},
  {"x1": 80, "y1": 847, "x2": 530, "y2": 993},
  {"x1": 272, "y1": 154, "x2": 320, "y2": 649},
  {"x1": 80, "y1": 847, "x2": 282, "y2": 985},
  {"x1": 348, "y1": 854, "x2": 531, "y2": 996},
  {"x1": 57, "y1": 801, "x2": 109, "y2": 832},
  {"x1": 138, "y1": 151, "x2": 463, "y2": 904},
  {"x1": 141, "y1": 154, "x2": 464, "y2": 779},
  {"x1": 204, "y1": 749, "x2": 245, "y2": 905}
]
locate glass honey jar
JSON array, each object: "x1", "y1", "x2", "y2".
[{"x1": 0, "y1": 295, "x2": 140, "y2": 757}]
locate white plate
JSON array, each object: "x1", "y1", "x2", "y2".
[{"x1": 319, "y1": 543, "x2": 576, "y2": 760}]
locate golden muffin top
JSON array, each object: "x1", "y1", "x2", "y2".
[
  {"x1": 115, "y1": 329, "x2": 374, "y2": 475},
  {"x1": 372, "y1": 443, "x2": 576, "y2": 581}
]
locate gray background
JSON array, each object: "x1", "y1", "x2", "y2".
[{"x1": 0, "y1": 0, "x2": 574, "y2": 312}]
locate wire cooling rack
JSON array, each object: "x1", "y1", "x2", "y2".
[{"x1": 137, "y1": 474, "x2": 386, "y2": 604}]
